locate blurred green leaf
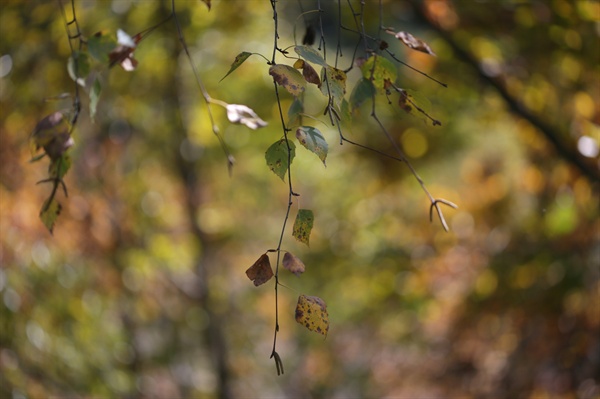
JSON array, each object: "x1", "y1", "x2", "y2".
[
  {"x1": 90, "y1": 78, "x2": 102, "y2": 122},
  {"x1": 360, "y1": 55, "x2": 397, "y2": 90},
  {"x1": 294, "y1": 45, "x2": 327, "y2": 66},
  {"x1": 265, "y1": 139, "x2": 296, "y2": 181},
  {"x1": 295, "y1": 126, "x2": 328, "y2": 165},
  {"x1": 67, "y1": 51, "x2": 90, "y2": 87},
  {"x1": 320, "y1": 66, "x2": 346, "y2": 107},
  {"x1": 288, "y1": 98, "x2": 303, "y2": 126},
  {"x1": 350, "y1": 77, "x2": 375, "y2": 110},
  {"x1": 88, "y1": 32, "x2": 117, "y2": 63},
  {"x1": 39, "y1": 197, "x2": 62, "y2": 234}
]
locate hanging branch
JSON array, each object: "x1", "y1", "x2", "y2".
[
  {"x1": 170, "y1": 0, "x2": 235, "y2": 174},
  {"x1": 268, "y1": 0, "x2": 296, "y2": 376},
  {"x1": 333, "y1": 0, "x2": 457, "y2": 230}
]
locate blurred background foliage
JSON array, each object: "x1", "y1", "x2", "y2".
[{"x1": 0, "y1": 0, "x2": 598, "y2": 398}]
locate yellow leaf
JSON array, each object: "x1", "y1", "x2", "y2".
[{"x1": 295, "y1": 294, "x2": 329, "y2": 336}]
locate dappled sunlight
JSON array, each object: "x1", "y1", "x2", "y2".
[{"x1": 1, "y1": 0, "x2": 598, "y2": 398}]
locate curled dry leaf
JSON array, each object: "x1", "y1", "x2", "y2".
[
  {"x1": 293, "y1": 59, "x2": 321, "y2": 88},
  {"x1": 32, "y1": 112, "x2": 74, "y2": 160},
  {"x1": 394, "y1": 31, "x2": 436, "y2": 56},
  {"x1": 226, "y1": 104, "x2": 267, "y2": 130},
  {"x1": 109, "y1": 29, "x2": 141, "y2": 71},
  {"x1": 245, "y1": 253, "x2": 274, "y2": 287},
  {"x1": 282, "y1": 252, "x2": 306, "y2": 276}
]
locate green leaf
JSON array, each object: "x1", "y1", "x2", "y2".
[
  {"x1": 39, "y1": 197, "x2": 62, "y2": 235},
  {"x1": 320, "y1": 66, "x2": 346, "y2": 107},
  {"x1": 88, "y1": 32, "x2": 117, "y2": 63},
  {"x1": 340, "y1": 99, "x2": 352, "y2": 124},
  {"x1": 398, "y1": 88, "x2": 441, "y2": 126},
  {"x1": 350, "y1": 77, "x2": 375, "y2": 110},
  {"x1": 67, "y1": 51, "x2": 90, "y2": 87},
  {"x1": 49, "y1": 154, "x2": 71, "y2": 180},
  {"x1": 295, "y1": 126, "x2": 328, "y2": 165},
  {"x1": 269, "y1": 64, "x2": 306, "y2": 97},
  {"x1": 292, "y1": 209, "x2": 314, "y2": 246},
  {"x1": 265, "y1": 139, "x2": 296, "y2": 181},
  {"x1": 288, "y1": 98, "x2": 303, "y2": 126},
  {"x1": 220, "y1": 51, "x2": 252, "y2": 82},
  {"x1": 294, "y1": 45, "x2": 327, "y2": 66},
  {"x1": 295, "y1": 294, "x2": 329, "y2": 336},
  {"x1": 360, "y1": 55, "x2": 397, "y2": 90},
  {"x1": 90, "y1": 78, "x2": 101, "y2": 122}
]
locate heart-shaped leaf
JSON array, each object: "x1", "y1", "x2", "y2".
[
  {"x1": 265, "y1": 139, "x2": 296, "y2": 181},
  {"x1": 245, "y1": 253, "x2": 273, "y2": 287}
]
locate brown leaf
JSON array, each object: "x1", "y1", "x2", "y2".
[
  {"x1": 245, "y1": 253, "x2": 273, "y2": 286},
  {"x1": 32, "y1": 112, "x2": 73, "y2": 159},
  {"x1": 282, "y1": 252, "x2": 306, "y2": 276},
  {"x1": 44, "y1": 132, "x2": 74, "y2": 160},
  {"x1": 394, "y1": 31, "x2": 436, "y2": 56},
  {"x1": 302, "y1": 62, "x2": 321, "y2": 88},
  {"x1": 109, "y1": 29, "x2": 140, "y2": 71},
  {"x1": 398, "y1": 90, "x2": 413, "y2": 113}
]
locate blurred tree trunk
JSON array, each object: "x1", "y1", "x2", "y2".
[{"x1": 159, "y1": 3, "x2": 232, "y2": 397}]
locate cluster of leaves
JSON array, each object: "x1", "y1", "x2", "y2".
[
  {"x1": 32, "y1": 0, "x2": 450, "y2": 377},
  {"x1": 32, "y1": 4, "x2": 267, "y2": 233},
  {"x1": 218, "y1": 0, "x2": 454, "y2": 373}
]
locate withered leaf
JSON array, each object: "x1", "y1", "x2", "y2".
[
  {"x1": 269, "y1": 64, "x2": 306, "y2": 97},
  {"x1": 109, "y1": 29, "x2": 140, "y2": 71},
  {"x1": 293, "y1": 59, "x2": 321, "y2": 87},
  {"x1": 301, "y1": 62, "x2": 321, "y2": 88},
  {"x1": 32, "y1": 112, "x2": 73, "y2": 160},
  {"x1": 245, "y1": 253, "x2": 273, "y2": 286},
  {"x1": 295, "y1": 294, "x2": 329, "y2": 336},
  {"x1": 226, "y1": 104, "x2": 267, "y2": 129},
  {"x1": 282, "y1": 252, "x2": 306, "y2": 276},
  {"x1": 394, "y1": 31, "x2": 436, "y2": 56}
]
